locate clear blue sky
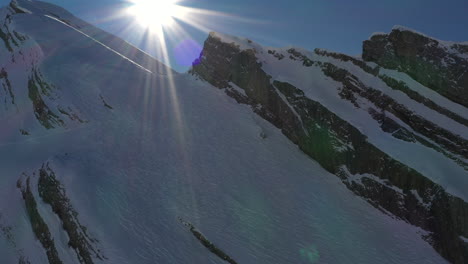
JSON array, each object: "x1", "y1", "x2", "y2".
[{"x1": 2, "y1": 0, "x2": 467, "y2": 72}]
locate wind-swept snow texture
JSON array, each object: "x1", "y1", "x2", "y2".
[
  {"x1": 192, "y1": 30, "x2": 468, "y2": 263},
  {"x1": 0, "y1": 1, "x2": 457, "y2": 264}
]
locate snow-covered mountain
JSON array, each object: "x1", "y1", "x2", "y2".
[{"x1": 0, "y1": 1, "x2": 466, "y2": 263}]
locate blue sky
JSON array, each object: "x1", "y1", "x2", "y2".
[{"x1": 2, "y1": 0, "x2": 468, "y2": 72}]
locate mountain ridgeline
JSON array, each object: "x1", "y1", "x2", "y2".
[
  {"x1": 0, "y1": 0, "x2": 467, "y2": 263},
  {"x1": 191, "y1": 30, "x2": 468, "y2": 263}
]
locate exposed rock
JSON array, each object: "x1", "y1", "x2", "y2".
[
  {"x1": 316, "y1": 49, "x2": 468, "y2": 126},
  {"x1": 363, "y1": 27, "x2": 468, "y2": 107},
  {"x1": 319, "y1": 61, "x2": 468, "y2": 161},
  {"x1": 191, "y1": 33, "x2": 468, "y2": 263},
  {"x1": 28, "y1": 70, "x2": 64, "y2": 129},
  {"x1": 38, "y1": 164, "x2": 105, "y2": 264},
  {"x1": 17, "y1": 176, "x2": 63, "y2": 264},
  {"x1": 178, "y1": 217, "x2": 238, "y2": 264},
  {"x1": 192, "y1": 33, "x2": 303, "y2": 144},
  {"x1": 0, "y1": 68, "x2": 15, "y2": 106},
  {"x1": 314, "y1": 48, "x2": 380, "y2": 76},
  {"x1": 378, "y1": 74, "x2": 468, "y2": 127},
  {"x1": 99, "y1": 94, "x2": 113, "y2": 110}
]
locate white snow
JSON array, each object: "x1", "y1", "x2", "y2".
[
  {"x1": 229, "y1": 41, "x2": 468, "y2": 202},
  {"x1": 209, "y1": 32, "x2": 261, "y2": 52},
  {"x1": 379, "y1": 68, "x2": 468, "y2": 119},
  {"x1": 228, "y1": 82, "x2": 247, "y2": 96},
  {"x1": 44, "y1": 15, "x2": 152, "y2": 74},
  {"x1": 342, "y1": 166, "x2": 404, "y2": 195},
  {"x1": 370, "y1": 32, "x2": 387, "y2": 38},
  {"x1": 316, "y1": 53, "x2": 468, "y2": 140},
  {"x1": 0, "y1": 2, "x2": 455, "y2": 263},
  {"x1": 392, "y1": 25, "x2": 432, "y2": 38}
]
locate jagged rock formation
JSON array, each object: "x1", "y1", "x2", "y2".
[
  {"x1": 17, "y1": 164, "x2": 105, "y2": 264},
  {"x1": 0, "y1": 1, "x2": 466, "y2": 264},
  {"x1": 191, "y1": 31, "x2": 468, "y2": 263},
  {"x1": 363, "y1": 26, "x2": 468, "y2": 108}
]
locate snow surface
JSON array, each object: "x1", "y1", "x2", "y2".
[
  {"x1": 226, "y1": 41, "x2": 468, "y2": 201},
  {"x1": 378, "y1": 67, "x2": 468, "y2": 119},
  {"x1": 369, "y1": 32, "x2": 387, "y2": 38},
  {"x1": 0, "y1": 1, "x2": 455, "y2": 263}
]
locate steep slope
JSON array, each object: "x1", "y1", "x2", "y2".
[
  {"x1": 0, "y1": 1, "x2": 460, "y2": 264},
  {"x1": 191, "y1": 31, "x2": 468, "y2": 263}
]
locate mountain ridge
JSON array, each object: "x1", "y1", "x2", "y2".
[
  {"x1": 191, "y1": 27, "x2": 468, "y2": 263},
  {"x1": 0, "y1": 0, "x2": 466, "y2": 263}
]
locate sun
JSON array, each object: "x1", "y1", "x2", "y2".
[{"x1": 127, "y1": 0, "x2": 184, "y2": 29}]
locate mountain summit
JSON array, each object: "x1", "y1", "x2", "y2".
[{"x1": 0, "y1": 1, "x2": 467, "y2": 263}]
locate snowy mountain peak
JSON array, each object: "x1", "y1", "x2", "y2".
[
  {"x1": 1, "y1": 1, "x2": 467, "y2": 263},
  {"x1": 363, "y1": 25, "x2": 468, "y2": 108},
  {"x1": 193, "y1": 27, "x2": 468, "y2": 263}
]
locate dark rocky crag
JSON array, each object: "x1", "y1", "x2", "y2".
[
  {"x1": 192, "y1": 32, "x2": 468, "y2": 263},
  {"x1": 363, "y1": 27, "x2": 468, "y2": 108},
  {"x1": 17, "y1": 176, "x2": 63, "y2": 264},
  {"x1": 18, "y1": 164, "x2": 105, "y2": 264}
]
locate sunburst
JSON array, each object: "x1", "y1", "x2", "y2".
[{"x1": 126, "y1": 0, "x2": 186, "y2": 30}]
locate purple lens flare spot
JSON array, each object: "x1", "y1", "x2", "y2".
[{"x1": 173, "y1": 39, "x2": 203, "y2": 67}]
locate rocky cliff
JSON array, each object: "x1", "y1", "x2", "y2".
[
  {"x1": 192, "y1": 30, "x2": 468, "y2": 263},
  {"x1": 0, "y1": 1, "x2": 466, "y2": 263},
  {"x1": 363, "y1": 26, "x2": 468, "y2": 108}
]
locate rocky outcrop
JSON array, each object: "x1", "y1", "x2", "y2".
[
  {"x1": 0, "y1": 2, "x2": 27, "y2": 52},
  {"x1": 18, "y1": 164, "x2": 105, "y2": 264},
  {"x1": 178, "y1": 217, "x2": 238, "y2": 264},
  {"x1": 316, "y1": 48, "x2": 468, "y2": 126},
  {"x1": 38, "y1": 164, "x2": 105, "y2": 264},
  {"x1": 27, "y1": 69, "x2": 86, "y2": 129},
  {"x1": 191, "y1": 32, "x2": 303, "y2": 144},
  {"x1": 0, "y1": 67, "x2": 15, "y2": 106},
  {"x1": 28, "y1": 70, "x2": 64, "y2": 129},
  {"x1": 191, "y1": 32, "x2": 468, "y2": 264},
  {"x1": 363, "y1": 27, "x2": 468, "y2": 107},
  {"x1": 17, "y1": 176, "x2": 63, "y2": 264},
  {"x1": 318, "y1": 61, "x2": 468, "y2": 165}
]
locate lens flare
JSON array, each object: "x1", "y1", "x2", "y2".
[{"x1": 127, "y1": 0, "x2": 185, "y2": 29}]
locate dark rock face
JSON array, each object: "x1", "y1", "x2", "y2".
[
  {"x1": 0, "y1": 68, "x2": 15, "y2": 106},
  {"x1": 18, "y1": 164, "x2": 105, "y2": 264},
  {"x1": 192, "y1": 33, "x2": 303, "y2": 144},
  {"x1": 192, "y1": 32, "x2": 468, "y2": 264},
  {"x1": 28, "y1": 70, "x2": 64, "y2": 129},
  {"x1": 178, "y1": 217, "x2": 238, "y2": 264},
  {"x1": 18, "y1": 177, "x2": 63, "y2": 264},
  {"x1": 38, "y1": 165, "x2": 105, "y2": 264},
  {"x1": 363, "y1": 27, "x2": 468, "y2": 107},
  {"x1": 318, "y1": 61, "x2": 468, "y2": 166},
  {"x1": 317, "y1": 48, "x2": 468, "y2": 127}
]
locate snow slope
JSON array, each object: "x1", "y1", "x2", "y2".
[
  {"x1": 205, "y1": 33, "x2": 468, "y2": 201},
  {"x1": 0, "y1": 1, "x2": 454, "y2": 263}
]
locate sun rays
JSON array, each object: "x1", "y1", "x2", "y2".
[
  {"x1": 120, "y1": 0, "x2": 263, "y2": 68},
  {"x1": 101, "y1": 1, "x2": 267, "y2": 177},
  {"x1": 126, "y1": 0, "x2": 186, "y2": 30}
]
